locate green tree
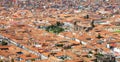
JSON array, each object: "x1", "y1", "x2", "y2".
[
  {"x1": 96, "y1": 33, "x2": 103, "y2": 39},
  {"x1": 31, "y1": 58, "x2": 35, "y2": 61},
  {"x1": 46, "y1": 24, "x2": 64, "y2": 34},
  {"x1": 1, "y1": 40, "x2": 8, "y2": 45}
]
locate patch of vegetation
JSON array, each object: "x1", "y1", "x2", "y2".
[
  {"x1": 1, "y1": 40, "x2": 8, "y2": 46},
  {"x1": 31, "y1": 58, "x2": 35, "y2": 61},
  {"x1": 55, "y1": 44, "x2": 64, "y2": 47},
  {"x1": 60, "y1": 56, "x2": 67, "y2": 60},
  {"x1": 57, "y1": 55, "x2": 70, "y2": 60},
  {"x1": 95, "y1": 53, "x2": 104, "y2": 57},
  {"x1": 46, "y1": 22, "x2": 64, "y2": 34},
  {"x1": 88, "y1": 51, "x2": 93, "y2": 54},
  {"x1": 96, "y1": 33, "x2": 103, "y2": 39},
  {"x1": 115, "y1": 30, "x2": 120, "y2": 33}
]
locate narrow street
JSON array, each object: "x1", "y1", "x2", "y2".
[{"x1": 0, "y1": 35, "x2": 48, "y2": 60}]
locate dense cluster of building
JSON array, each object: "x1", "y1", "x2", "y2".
[{"x1": 0, "y1": 0, "x2": 120, "y2": 62}]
